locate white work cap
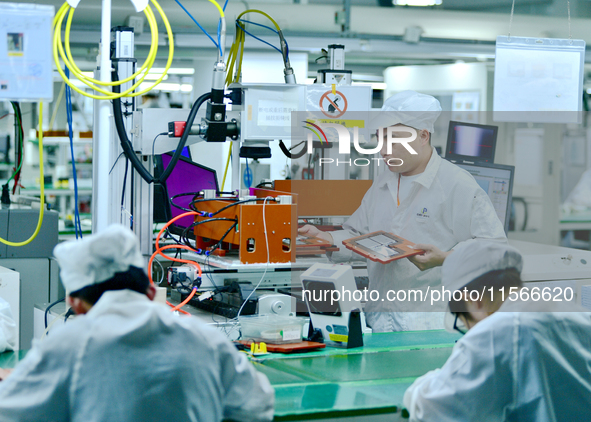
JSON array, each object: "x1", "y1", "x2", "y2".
[
  {"x1": 370, "y1": 90, "x2": 442, "y2": 134},
  {"x1": 54, "y1": 225, "x2": 145, "y2": 294},
  {"x1": 442, "y1": 240, "x2": 523, "y2": 332}
]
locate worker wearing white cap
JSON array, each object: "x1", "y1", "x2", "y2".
[
  {"x1": 403, "y1": 240, "x2": 591, "y2": 422},
  {"x1": 300, "y1": 90, "x2": 506, "y2": 332},
  {"x1": 0, "y1": 225, "x2": 274, "y2": 422}
]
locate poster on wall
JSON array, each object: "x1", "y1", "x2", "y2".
[
  {"x1": 493, "y1": 36, "x2": 585, "y2": 124},
  {"x1": 0, "y1": 3, "x2": 54, "y2": 101}
]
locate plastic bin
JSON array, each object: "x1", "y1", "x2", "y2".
[{"x1": 239, "y1": 315, "x2": 309, "y2": 344}]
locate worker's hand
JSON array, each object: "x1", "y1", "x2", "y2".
[
  {"x1": 0, "y1": 368, "x2": 12, "y2": 381},
  {"x1": 407, "y1": 244, "x2": 452, "y2": 271},
  {"x1": 298, "y1": 225, "x2": 334, "y2": 244}
]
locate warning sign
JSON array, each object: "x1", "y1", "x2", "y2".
[{"x1": 319, "y1": 90, "x2": 348, "y2": 118}]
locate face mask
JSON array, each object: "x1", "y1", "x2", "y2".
[{"x1": 453, "y1": 313, "x2": 468, "y2": 335}]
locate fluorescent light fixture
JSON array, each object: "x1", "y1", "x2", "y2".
[
  {"x1": 143, "y1": 73, "x2": 169, "y2": 81},
  {"x1": 352, "y1": 82, "x2": 387, "y2": 90},
  {"x1": 394, "y1": 0, "x2": 442, "y2": 5},
  {"x1": 139, "y1": 82, "x2": 193, "y2": 92},
  {"x1": 148, "y1": 67, "x2": 195, "y2": 75}
]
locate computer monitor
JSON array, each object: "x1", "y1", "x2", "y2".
[
  {"x1": 446, "y1": 121, "x2": 498, "y2": 163},
  {"x1": 153, "y1": 152, "x2": 219, "y2": 237},
  {"x1": 455, "y1": 161, "x2": 514, "y2": 234}
]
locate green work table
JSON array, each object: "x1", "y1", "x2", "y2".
[
  {"x1": 255, "y1": 330, "x2": 460, "y2": 421},
  {"x1": 0, "y1": 331, "x2": 459, "y2": 421}
]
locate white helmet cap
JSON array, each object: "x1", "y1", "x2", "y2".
[
  {"x1": 54, "y1": 225, "x2": 145, "y2": 294},
  {"x1": 442, "y1": 240, "x2": 523, "y2": 332}
]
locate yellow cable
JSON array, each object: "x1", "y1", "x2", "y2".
[
  {"x1": 226, "y1": 9, "x2": 282, "y2": 84},
  {"x1": 53, "y1": 5, "x2": 156, "y2": 98},
  {"x1": 0, "y1": 103, "x2": 45, "y2": 247},
  {"x1": 52, "y1": 1, "x2": 69, "y2": 27},
  {"x1": 221, "y1": 143, "x2": 232, "y2": 191},
  {"x1": 236, "y1": 27, "x2": 246, "y2": 83},
  {"x1": 237, "y1": 9, "x2": 281, "y2": 31},
  {"x1": 55, "y1": 5, "x2": 154, "y2": 96},
  {"x1": 207, "y1": 0, "x2": 225, "y2": 18},
  {"x1": 63, "y1": 4, "x2": 158, "y2": 87},
  {"x1": 53, "y1": 0, "x2": 174, "y2": 99}
]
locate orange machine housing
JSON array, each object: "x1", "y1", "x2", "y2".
[{"x1": 193, "y1": 189, "x2": 297, "y2": 264}]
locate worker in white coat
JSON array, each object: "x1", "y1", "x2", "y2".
[
  {"x1": 403, "y1": 240, "x2": 591, "y2": 422},
  {"x1": 0, "y1": 225, "x2": 274, "y2": 422},
  {"x1": 0, "y1": 297, "x2": 17, "y2": 353},
  {"x1": 300, "y1": 91, "x2": 506, "y2": 332}
]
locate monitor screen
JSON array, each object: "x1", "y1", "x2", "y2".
[
  {"x1": 153, "y1": 153, "x2": 218, "y2": 236},
  {"x1": 455, "y1": 161, "x2": 514, "y2": 234},
  {"x1": 446, "y1": 121, "x2": 498, "y2": 163}
]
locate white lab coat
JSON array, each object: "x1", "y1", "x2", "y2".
[
  {"x1": 403, "y1": 300, "x2": 591, "y2": 422},
  {"x1": 0, "y1": 290, "x2": 274, "y2": 422},
  {"x1": 0, "y1": 297, "x2": 17, "y2": 352},
  {"x1": 329, "y1": 149, "x2": 507, "y2": 331}
]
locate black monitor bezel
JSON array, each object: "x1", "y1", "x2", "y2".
[
  {"x1": 153, "y1": 152, "x2": 219, "y2": 238},
  {"x1": 445, "y1": 120, "x2": 499, "y2": 163}
]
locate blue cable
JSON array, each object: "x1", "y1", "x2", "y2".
[
  {"x1": 217, "y1": 19, "x2": 222, "y2": 57},
  {"x1": 217, "y1": 0, "x2": 229, "y2": 58},
  {"x1": 243, "y1": 158, "x2": 252, "y2": 188},
  {"x1": 236, "y1": 19, "x2": 278, "y2": 34},
  {"x1": 236, "y1": 22, "x2": 282, "y2": 54},
  {"x1": 64, "y1": 67, "x2": 82, "y2": 239},
  {"x1": 173, "y1": 0, "x2": 221, "y2": 55}
]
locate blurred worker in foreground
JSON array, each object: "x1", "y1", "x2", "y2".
[
  {"x1": 0, "y1": 225, "x2": 274, "y2": 422},
  {"x1": 403, "y1": 240, "x2": 591, "y2": 421},
  {"x1": 300, "y1": 90, "x2": 506, "y2": 332},
  {"x1": 0, "y1": 297, "x2": 17, "y2": 353}
]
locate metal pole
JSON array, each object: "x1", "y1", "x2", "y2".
[{"x1": 92, "y1": 0, "x2": 112, "y2": 233}]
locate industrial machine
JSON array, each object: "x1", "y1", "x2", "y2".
[
  {"x1": 300, "y1": 263, "x2": 366, "y2": 348},
  {"x1": 190, "y1": 188, "x2": 297, "y2": 264}
]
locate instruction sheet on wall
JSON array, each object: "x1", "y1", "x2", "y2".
[
  {"x1": 493, "y1": 36, "x2": 585, "y2": 124},
  {"x1": 0, "y1": 3, "x2": 54, "y2": 101}
]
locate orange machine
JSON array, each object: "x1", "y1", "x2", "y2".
[{"x1": 192, "y1": 189, "x2": 297, "y2": 264}]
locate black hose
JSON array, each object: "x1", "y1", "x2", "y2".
[
  {"x1": 279, "y1": 139, "x2": 307, "y2": 159},
  {"x1": 111, "y1": 71, "x2": 212, "y2": 184},
  {"x1": 158, "y1": 91, "x2": 212, "y2": 183},
  {"x1": 112, "y1": 72, "x2": 154, "y2": 183}
]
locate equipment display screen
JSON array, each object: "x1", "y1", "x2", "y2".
[
  {"x1": 446, "y1": 121, "x2": 498, "y2": 163},
  {"x1": 456, "y1": 162, "x2": 514, "y2": 234},
  {"x1": 153, "y1": 153, "x2": 219, "y2": 234}
]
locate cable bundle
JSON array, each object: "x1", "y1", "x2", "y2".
[{"x1": 52, "y1": 0, "x2": 174, "y2": 100}]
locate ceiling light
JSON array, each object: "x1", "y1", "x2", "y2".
[
  {"x1": 143, "y1": 73, "x2": 169, "y2": 81},
  {"x1": 393, "y1": 0, "x2": 442, "y2": 6},
  {"x1": 148, "y1": 67, "x2": 195, "y2": 75},
  {"x1": 352, "y1": 82, "x2": 387, "y2": 90},
  {"x1": 138, "y1": 82, "x2": 193, "y2": 92}
]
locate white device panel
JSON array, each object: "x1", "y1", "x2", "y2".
[
  {"x1": 236, "y1": 83, "x2": 306, "y2": 142},
  {"x1": 300, "y1": 263, "x2": 366, "y2": 347}
]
